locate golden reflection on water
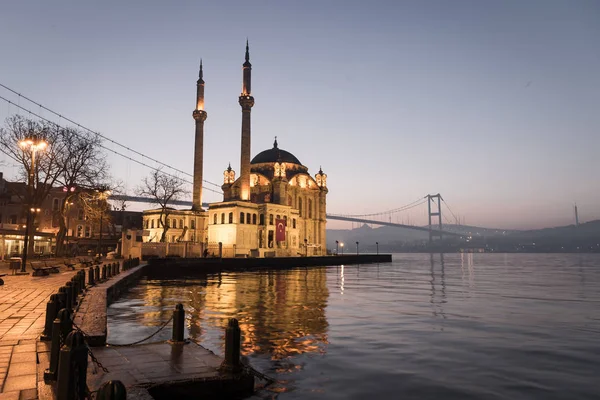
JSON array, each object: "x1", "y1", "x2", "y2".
[{"x1": 131, "y1": 267, "x2": 329, "y2": 361}]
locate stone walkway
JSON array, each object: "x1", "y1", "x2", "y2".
[{"x1": 0, "y1": 269, "x2": 78, "y2": 400}]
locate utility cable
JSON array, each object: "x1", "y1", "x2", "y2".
[{"x1": 0, "y1": 83, "x2": 222, "y2": 188}]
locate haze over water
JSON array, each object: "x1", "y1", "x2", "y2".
[{"x1": 108, "y1": 254, "x2": 600, "y2": 399}]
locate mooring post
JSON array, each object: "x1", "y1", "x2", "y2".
[
  {"x1": 116, "y1": 261, "x2": 120, "y2": 274},
  {"x1": 41, "y1": 294, "x2": 59, "y2": 341},
  {"x1": 101, "y1": 265, "x2": 107, "y2": 281},
  {"x1": 56, "y1": 331, "x2": 88, "y2": 400},
  {"x1": 79, "y1": 270, "x2": 86, "y2": 291},
  {"x1": 113, "y1": 262, "x2": 118, "y2": 276},
  {"x1": 95, "y1": 265, "x2": 100, "y2": 282},
  {"x1": 57, "y1": 286, "x2": 67, "y2": 311},
  {"x1": 70, "y1": 277, "x2": 79, "y2": 305},
  {"x1": 97, "y1": 380, "x2": 127, "y2": 400},
  {"x1": 172, "y1": 303, "x2": 185, "y2": 342},
  {"x1": 221, "y1": 318, "x2": 242, "y2": 372},
  {"x1": 44, "y1": 308, "x2": 72, "y2": 382},
  {"x1": 64, "y1": 282, "x2": 73, "y2": 312},
  {"x1": 89, "y1": 267, "x2": 95, "y2": 285},
  {"x1": 107, "y1": 263, "x2": 113, "y2": 278}
]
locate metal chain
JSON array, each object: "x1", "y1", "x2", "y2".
[
  {"x1": 105, "y1": 315, "x2": 173, "y2": 347},
  {"x1": 71, "y1": 320, "x2": 110, "y2": 374}
]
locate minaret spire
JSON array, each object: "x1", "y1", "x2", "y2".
[
  {"x1": 238, "y1": 40, "x2": 255, "y2": 201},
  {"x1": 192, "y1": 59, "x2": 208, "y2": 210}
]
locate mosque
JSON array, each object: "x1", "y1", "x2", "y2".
[{"x1": 142, "y1": 43, "x2": 328, "y2": 257}]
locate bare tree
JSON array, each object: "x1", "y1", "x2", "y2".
[
  {"x1": 137, "y1": 169, "x2": 187, "y2": 242},
  {"x1": 54, "y1": 127, "x2": 109, "y2": 256},
  {"x1": 0, "y1": 115, "x2": 111, "y2": 257}
]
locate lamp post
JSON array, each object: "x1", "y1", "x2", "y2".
[
  {"x1": 376, "y1": 242, "x2": 379, "y2": 255},
  {"x1": 95, "y1": 188, "x2": 111, "y2": 257},
  {"x1": 335, "y1": 240, "x2": 339, "y2": 255},
  {"x1": 19, "y1": 135, "x2": 47, "y2": 272},
  {"x1": 356, "y1": 241, "x2": 359, "y2": 255},
  {"x1": 340, "y1": 242, "x2": 344, "y2": 255}
]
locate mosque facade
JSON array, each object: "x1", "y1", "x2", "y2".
[{"x1": 142, "y1": 43, "x2": 328, "y2": 257}]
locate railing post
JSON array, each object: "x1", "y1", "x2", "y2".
[
  {"x1": 106, "y1": 263, "x2": 112, "y2": 278},
  {"x1": 97, "y1": 380, "x2": 127, "y2": 400},
  {"x1": 220, "y1": 318, "x2": 241, "y2": 372},
  {"x1": 57, "y1": 287, "x2": 67, "y2": 311},
  {"x1": 56, "y1": 331, "x2": 88, "y2": 400},
  {"x1": 44, "y1": 308, "x2": 72, "y2": 382},
  {"x1": 89, "y1": 267, "x2": 95, "y2": 285},
  {"x1": 95, "y1": 265, "x2": 100, "y2": 282},
  {"x1": 64, "y1": 282, "x2": 73, "y2": 312},
  {"x1": 70, "y1": 276, "x2": 79, "y2": 299},
  {"x1": 172, "y1": 303, "x2": 185, "y2": 343},
  {"x1": 41, "y1": 294, "x2": 59, "y2": 341},
  {"x1": 101, "y1": 265, "x2": 107, "y2": 281},
  {"x1": 79, "y1": 270, "x2": 86, "y2": 291}
]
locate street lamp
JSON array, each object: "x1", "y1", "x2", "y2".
[
  {"x1": 95, "y1": 187, "x2": 111, "y2": 257},
  {"x1": 335, "y1": 240, "x2": 339, "y2": 255},
  {"x1": 340, "y1": 242, "x2": 344, "y2": 255},
  {"x1": 19, "y1": 135, "x2": 48, "y2": 272},
  {"x1": 376, "y1": 242, "x2": 379, "y2": 255},
  {"x1": 356, "y1": 241, "x2": 359, "y2": 255}
]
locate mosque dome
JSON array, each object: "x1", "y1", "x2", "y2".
[{"x1": 251, "y1": 138, "x2": 302, "y2": 166}]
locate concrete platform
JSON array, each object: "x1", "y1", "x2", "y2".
[
  {"x1": 148, "y1": 253, "x2": 392, "y2": 272},
  {"x1": 86, "y1": 341, "x2": 253, "y2": 399}
]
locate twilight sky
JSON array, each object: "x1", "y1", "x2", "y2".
[{"x1": 0, "y1": 0, "x2": 599, "y2": 229}]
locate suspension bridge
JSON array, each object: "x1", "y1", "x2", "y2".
[{"x1": 0, "y1": 83, "x2": 464, "y2": 242}]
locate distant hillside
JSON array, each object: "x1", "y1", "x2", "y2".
[{"x1": 509, "y1": 219, "x2": 600, "y2": 239}]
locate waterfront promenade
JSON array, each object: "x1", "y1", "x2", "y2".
[{"x1": 0, "y1": 268, "x2": 78, "y2": 399}]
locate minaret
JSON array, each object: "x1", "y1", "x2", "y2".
[
  {"x1": 192, "y1": 60, "x2": 207, "y2": 210},
  {"x1": 238, "y1": 40, "x2": 254, "y2": 201}
]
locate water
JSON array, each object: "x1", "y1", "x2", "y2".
[{"x1": 107, "y1": 254, "x2": 600, "y2": 399}]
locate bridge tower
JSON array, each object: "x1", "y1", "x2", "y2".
[{"x1": 427, "y1": 194, "x2": 443, "y2": 243}]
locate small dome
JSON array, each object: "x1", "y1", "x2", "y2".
[{"x1": 250, "y1": 138, "x2": 302, "y2": 165}]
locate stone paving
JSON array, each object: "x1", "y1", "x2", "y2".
[{"x1": 0, "y1": 267, "x2": 79, "y2": 400}]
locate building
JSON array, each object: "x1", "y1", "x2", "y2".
[
  {"x1": 142, "y1": 43, "x2": 328, "y2": 257},
  {"x1": 0, "y1": 172, "x2": 141, "y2": 258}
]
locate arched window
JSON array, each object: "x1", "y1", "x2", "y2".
[
  {"x1": 229, "y1": 212, "x2": 233, "y2": 223},
  {"x1": 180, "y1": 219, "x2": 184, "y2": 228},
  {"x1": 171, "y1": 219, "x2": 176, "y2": 229},
  {"x1": 213, "y1": 214, "x2": 217, "y2": 224},
  {"x1": 151, "y1": 219, "x2": 155, "y2": 229},
  {"x1": 144, "y1": 219, "x2": 149, "y2": 229},
  {"x1": 269, "y1": 214, "x2": 274, "y2": 225},
  {"x1": 246, "y1": 213, "x2": 251, "y2": 224},
  {"x1": 260, "y1": 214, "x2": 265, "y2": 225},
  {"x1": 308, "y1": 199, "x2": 313, "y2": 218},
  {"x1": 252, "y1": 214, "x2": 257, "y2": 224},
  {"x1": 221, "y1": 213, "x2": 225, "y2": 224},
  {"x1": 240, "y1": 212, "x2": 245, "y2": 224},
  {"x1": 292, "y1": 218, "x2": 296, "y2": 229},
  {"x1": 298, "y1": 198, "x2": 303, "y2": 217},
  {"x1": 191, "y1": 219, "x2": 196, "y2": 229},
  {"x1": 284, "y1": 215, "x2": 288, "y2": 226}
]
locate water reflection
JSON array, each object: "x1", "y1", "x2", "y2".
[
  {"x1": 110, "y1": 267, "x2": 330, "y2": 365},
  {"x1": 429, "y1": 253, "x2": 446, "y2": 320}
]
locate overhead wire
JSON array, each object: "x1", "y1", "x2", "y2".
[
  {"x1": 0, "y1": 83, "x2": 222, "y2": 188},
  {"x1": 0, "y1": 94, "x2": 222, "y2": 195}
]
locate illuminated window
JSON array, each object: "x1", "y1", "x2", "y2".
[
  {"x1": 252, "y1": 214, "x2": 257, "y2": 224},
  {"x1": 229, "y1": 212, "x2": 233, "y2": 224},
  {"x1": 77, "y1": 225, "x2": 83, "y2": 237},
  {"x1": 260, "y1": 214, "x2": 265, "y2": 225},
  {"x1": 240, "y1": 212, "x2": 245, "y2": 224},
  {"x1": 269, "y1": 214, "x2": 273, "y2": 225},
  {"x1": 84, "y1": 226, "x2": 91, "y2": 238},
  {"x1": 221, "y1": 213, "x2": 225, "y2": 224},
  {"x1": 213, "y1": 214, "x2": 217, "y2": 224}
]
